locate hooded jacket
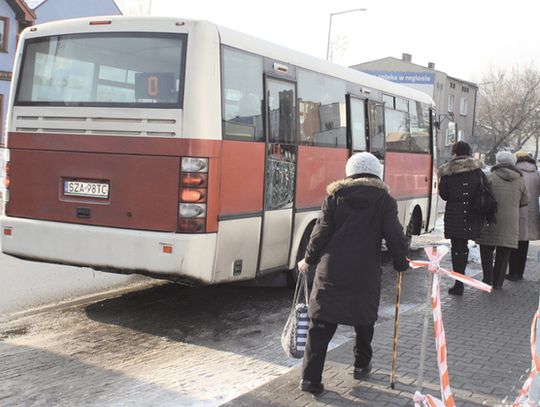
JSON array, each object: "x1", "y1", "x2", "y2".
[
  {"x1": 438, "y1": 156, "x2": 484, "y2": 239},
  {"x1": 304, "y1": 176, "x2": 408, "y2": 326},
  {"x1": 476, "y1": 164, "x2": 529, "y2": 248},
  {"x1": 516, "y1": 157, "x2": 540, "y2": 241}
]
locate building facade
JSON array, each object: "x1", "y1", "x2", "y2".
[
  {"x1": 0, "y1": 0, "x2": 34, "y2": 146},
  {"x1": 351, "y1": 54, "x2": 478, "y2": 164}
]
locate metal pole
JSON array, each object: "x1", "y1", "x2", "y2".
[
  {"x1": 390, "y1": 271, "x2": 404, "y2": 389},
  {"x1": 325, "y1": 9, "x2": 366, "y2": 61},
  {"x1": 326, "y1": 13, "x2": 333, "y2": 61}
]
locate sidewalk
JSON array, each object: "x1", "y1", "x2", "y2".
[{"x1": 225, "y1": 237, "x2": 540, "y2": 406}]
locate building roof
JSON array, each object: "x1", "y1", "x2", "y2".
[
  {"x1": 7, "y1": 0, "x2": 36, "y2": 21},
  {"x1": 24, "y1": 0, "x2": 46, "y2": 9}
]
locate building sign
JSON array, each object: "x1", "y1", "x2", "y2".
[
  {"x1": 0, "y1": 70, "x2": 12, "y2": 81},
  {"x1": 363, "y1": 70, "x2": 435, "y2": 84},
  {"x1": 362, "y1": 70, "x2": 435, "y2": 97}
]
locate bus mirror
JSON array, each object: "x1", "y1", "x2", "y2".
[{"x1": 434, "y1": 120, "x2": 441, "y2": 129}]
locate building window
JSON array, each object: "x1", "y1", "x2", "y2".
[
  {"x1": 446, "y1": 121, "x2": 456, "y2": 146},
  {"x1": 450, "y1": 82, "x2": 456, "y2": 89},
  {"x1": 448, "y1": 95, "x2": 454, "y2": 112},
  {"x1": 0, "y1": 94, "x2": 4, "y2": 146},
  {"x1": 0, "y1": 17, "x2": 9, "y2": 52},
  {"x1": 459, "y1": 97, "x2": 468, "y2": 116}
]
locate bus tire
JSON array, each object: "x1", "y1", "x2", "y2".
[
  {"x1": 405, "y1": 208, "x2": 422, "y2": 250},
  {"x1": 288, "y1": 222, "x2": 315, "y2": 288}
]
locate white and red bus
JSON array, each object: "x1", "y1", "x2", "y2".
[{"x1": 0, "y1": 16, "x2": 437, "y2": 285}]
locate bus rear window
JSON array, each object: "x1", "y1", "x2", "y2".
[{"x1": 15, "y1": 32, "x2": 186, "y2": 108}]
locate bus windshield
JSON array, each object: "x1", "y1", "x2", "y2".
[{"x1": 15, "y1": 32, "x2": 186, "y2": 108}]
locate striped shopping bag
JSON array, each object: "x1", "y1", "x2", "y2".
[{"x1": 281, "y1": 272, "x2": 310, "y2": 359}]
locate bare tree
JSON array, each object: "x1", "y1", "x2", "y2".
[{"x1": 477, "y1": 65, "x2": 540, "y2": 164}]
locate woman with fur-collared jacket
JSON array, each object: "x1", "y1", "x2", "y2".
[
  {"x1": 296, "y1": 152, "x2": 409, "y2": 395},
  {"x1": 507, "y1": 151, "x2": 540, "y2": 281},
  {"x1": 438, "y1": 141, "x2": 484, "y2": 296}
]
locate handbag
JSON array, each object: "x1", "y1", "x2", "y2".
[
  {"x1": 281, "y1": 272, "x2": 310, "y2": 359},
  {"x1": 474, "y1": 170, "x2": 497, "y2": 224}
]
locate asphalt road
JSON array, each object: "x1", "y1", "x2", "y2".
[{"x1": 0, "y1": 245, "x2": 433, "y2": 407}]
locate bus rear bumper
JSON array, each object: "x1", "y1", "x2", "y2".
[{"x1": 0, "y1": 217, "x2": 217, "y2": 284}]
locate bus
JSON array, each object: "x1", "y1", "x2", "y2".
[{"x1": 0, "y1": 16, "x2": 438, "y2": 285}]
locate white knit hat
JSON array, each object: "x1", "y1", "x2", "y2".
[
  {"x1": 345, "y1": 152, "x2": 382, "y2": 178},
  {"x1": 496, "y1": 151, "x2": 517, "y2": 166}
]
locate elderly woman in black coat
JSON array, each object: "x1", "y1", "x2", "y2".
[
  {"x1": 438, "y1": 141, "x2": 484, "y2": 295},
  {"x1": 297, "y1": 152, "x2": 409, "y2": 395}
]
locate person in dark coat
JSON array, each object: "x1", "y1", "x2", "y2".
[
  {"x1": 438, "y1": 141, "x2": 484, "y2": 295},
  {"x1": 296, "y1": 152, "x2": 409, "y2": 395},
  {"x1": 476, "y1": 151, "x2": 529, "y2": 289}
]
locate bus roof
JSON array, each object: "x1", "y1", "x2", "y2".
[{"x1": 21, "y1": 16, "x2": 434, "y2": 106}]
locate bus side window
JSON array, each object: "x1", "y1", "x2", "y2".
[{"x1": 222, "y1": 47, "x2": 264, "y2": 142}]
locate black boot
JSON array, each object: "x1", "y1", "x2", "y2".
[
  {"x1": 449, "y1": 249, "x2": 467, "y2": 296},
  {"x1": 448, "y1": 281, "x2": 464, "y2": 295}
]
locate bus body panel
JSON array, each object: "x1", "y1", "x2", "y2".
[
  {"x1": 384, "y1": 152, "x2": 432, "y2": 200},
  {"x1": 0, "y1": 217, "x2": 216, "y2": 283},
  {"x1": 296, "y1": 146, "x2": 348, "y2": 209},
  {"x1": 7, "y1": 147, "x2": 180, "y2": 231},
  {"x1": 213, "y1": 217, "x2": 261, "y2": 282},
  {"x1": 6, "y1": 132, "x2": 223, "y2": 232},
  {"x1": 219, "y1": 140, "x2": 264, "y2": 216}
]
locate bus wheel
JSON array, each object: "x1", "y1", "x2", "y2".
[
  {"x1": 405, "y1": 210, "x2": 421, "y2": 251},
  {"x1": 288, "y1": 223, "x2": 315, "y2": 288}
]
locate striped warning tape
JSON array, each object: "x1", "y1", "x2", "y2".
[
  {"x1": 410, "y1": 245, "x2": 492, "y2": 406},
  {"x1": 512, "y1": 310, "x2": 539, "y2": 406}
]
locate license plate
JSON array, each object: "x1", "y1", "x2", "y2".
[{"x1": 64, "y1": 180, "x2": 110, "y2": 198}]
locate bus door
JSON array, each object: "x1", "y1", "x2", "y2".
[
  {"x1": 347, "y1": 95, "x2": 368, "y2": 153},
  {"x1": 367, "y1": 100, "x2": 386, "y2": 162},
  {"x1": 258, "y1": 77, "x2": 297, "y2": 272},
  {"x1": 427, "y1": 108, "x2": 439, "y2": 231}
]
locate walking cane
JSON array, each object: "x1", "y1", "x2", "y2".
[{"x1": 390, "y1": 271, "x2": 404, "y2": 389}]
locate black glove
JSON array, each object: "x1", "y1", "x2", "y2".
[{"x1": 393, "y1": 256, "x2": 409, "y2": 272}]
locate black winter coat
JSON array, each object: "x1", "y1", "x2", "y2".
[
  {"x1": 439, "y1": 156, "x2": 484, "y2": 239},
  {"x1": 304, "y1": 176, "x2": 409, "y2": 326}
]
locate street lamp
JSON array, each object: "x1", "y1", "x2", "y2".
[{"x1": 326, "y1": 8, "x2": 367, "y2": 61}]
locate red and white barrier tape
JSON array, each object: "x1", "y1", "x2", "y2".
[
  {"x1": 410, "y1": 246, "x2": 492, "y2": 407},
  {"x1": 512, "y1": 310, "x2": 539, "y2": 406}
]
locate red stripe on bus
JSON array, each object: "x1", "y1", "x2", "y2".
[
  {"x1": 7, "y1": 132, "x2": 222, "y2": 157},
  {"x1": 296, "y1": 146, "x2": 348, "y2": 209},
  {"x1": 384, "y1": 151, "x2": 432, "y2": 199}
]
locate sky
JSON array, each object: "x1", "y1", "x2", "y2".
[{"x1": 116, "y1": 0, "x2": 540, "y2": 83}]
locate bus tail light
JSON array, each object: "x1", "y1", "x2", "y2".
[
  {"x1": 180, "y1": 188, "x2": 206, "y2": 203},
  {"x1": 178, "y1": 157, "x2": 209, "y2": 233}
]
